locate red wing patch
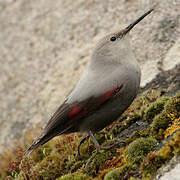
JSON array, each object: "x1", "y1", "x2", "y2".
[
  {"x1": 69, "y1": 107, "x2": 82, "y2": 117},
  {"x1": 103, "y1": 83, "x2": 124, "y2": 100},
  {"x1": 103, "y1": 87, "x2": 117, "y2": 100},
  {"x1": 68, "y1": 107, "x2": 88, "y2": 119},
  {"x1": 68, "y1": 82, "x2": 124, "y2": 121}
]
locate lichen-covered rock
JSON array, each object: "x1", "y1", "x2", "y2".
[
  {"x1": 127, "y1": 137, "x2": 158, "y2": 162},
  {"x1": 151, "y1": 112, "x2": 171, "y2": 131},
  {"x1": 56, "y1": 173, "x2": 87, "y2": 180},
  {"x1": 143, "y1": 97, "x2": 169, "y2": 123},
  {"x1": 104, "y1": 165, "x2": 129, "y2": 180}
]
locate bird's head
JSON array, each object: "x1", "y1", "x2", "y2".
[{"x1": 91, "y1": 9, "x2": 153, "y2": 66}]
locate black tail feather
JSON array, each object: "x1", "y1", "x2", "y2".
[
  {"x1": 24, "y1": 124, "x2": 73, "y2": 157},
  {"x1": 24, "y1": 133, "x2": 55, "y2": 157}
]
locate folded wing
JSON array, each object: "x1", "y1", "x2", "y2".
[{"x1": 24, "y1": 82, "x2": 124, "y2": 156}]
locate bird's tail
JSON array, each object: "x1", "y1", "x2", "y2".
[
  {"x1": 24, "y1": 124, "x2": 73, "y2": 157},
  {"x1": 23, "y1": 132, "x2": 55, "y2": 157}
]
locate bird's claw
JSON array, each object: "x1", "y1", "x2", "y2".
[
  {"x1": 78, "y1": 135, "x2": 89, "y2": 156},
  {"x1": 85, "y1": 149, "x2": 98, "y2": 176},
  {"x1": 78, "y1": 131, "x2": 125, "y2": 176}
]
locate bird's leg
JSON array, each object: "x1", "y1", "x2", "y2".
[
  {"x1": 78, "y1": 131, "x2": 106, "y2": 156},
  {"x1": 89, "y1": 131, "x2": 121, "y2": 150},
  {"x1": 78, "y1": 131, "x2": 115, "y2": 156},
  {"x1": 85, "y1": 131, "x2": 108, "y2": 175},
  {"x1": 85, "y1": 131, "x2": 100, "y2": 175},
  {"x1": 89, "y1": 131, "x2": 101, "y2": 150},
  {"x1": 78, "y1": 135, "x2": 89, "y2": 156},
  {"x1": 85, "y1": 131, "x2": 123, "y2": 175},
  {"x1": 99, "y1": 141, "x2": 122, "y2": 150}
]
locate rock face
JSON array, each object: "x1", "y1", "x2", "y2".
[
  {"x1": 160, "y1": 164, "x2": 180, "y2": 180},
  {"x1": 0, "y1": 0, "x2": 180, "y2": 164},
  {"x1": 163, "y1": 38, "x2": 180, "y2": 71},
  {"x1": 157, "y1": 156, "x2": 180, "y2": 180}
]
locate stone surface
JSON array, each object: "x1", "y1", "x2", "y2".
[
  {"x1": 163, "y1": 38, "x2": 180, "y2": 71},
  {"x1": 160, "y1": 163, "x2": 180, "y2": 180},
  {"x1": 0, "y1": 0, "x2": 180, "y2": 155},
  {"x1": 157, "y1": 156, "x2": 180, "y2": 180}
]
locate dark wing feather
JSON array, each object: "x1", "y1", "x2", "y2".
[
  {"x1": 24, "y1": 101, "x2": 75, "y2": 156},
  {"x1": 24, "y1": 83, "x2": 124, "y2": 156}
]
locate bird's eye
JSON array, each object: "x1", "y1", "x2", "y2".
[{"x1": 110, "y1": 36, "x2": 116, "y2": 41}]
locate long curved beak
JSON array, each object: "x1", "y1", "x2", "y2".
[{"x1": 124, "y1": 9, "x2": 154, "y2": 34}]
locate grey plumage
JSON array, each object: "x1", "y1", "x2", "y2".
[{"x1": 24, "y1": 9, "x2": 153, "y2": 157}]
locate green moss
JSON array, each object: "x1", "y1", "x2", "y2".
[
  {"x1": 164, "y1": 93, "x2": 180, "y2": 118},
  {"x1": 151, "y1": 111, "x2": 171, "y2": 131},
  {"x1": 140, "y1": 152, "x2": 165, "y2": 176},
  {"x1": 129, "y1": 178, "x2": 151, "y2": 180},
  {"x1": 104, "y1": 165, "x2": 130, "y2": 180},
  {"x1": 138, "y1": 128, "x2": 153, "y2": 138},
  {"x1": 134, "y1": 90, "x2": 163, "y2": 117},
  {"x1": 88, "y1": 149, "x2": 116, "y2": 176},
  {"x1": 109, "y1": 113, "x2": 141, "y2": 137},
  {"x1": 140, "y1": 131, "x2": 180, "y2": 176},
  {"x1": 127, "y1": 137, "x2": 158, "y2": 163},
  {"x1": 153, "y1": 117, "x2": 169, "y2": 133},
  {"x1": 1, "y1": 90, "x2": 180, "y2": 180},
  {"x1": 56, "y1": 173, "x2": 87, "y2": 180},
  {"x1": 151, "y1": 93, "x2": 180, "y2": 132},
  {"x1": 143, "y1": 97, "x2": 168, "y2": 123}
]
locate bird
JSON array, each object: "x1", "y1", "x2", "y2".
[{"x1": 24, "y1": 9, "x2": 153, "y2": 174}]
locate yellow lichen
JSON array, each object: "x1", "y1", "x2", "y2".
[
  {"x1": 164, "y1": 113, "x2": 180, "y2": 138},
  {"x1": 140, "y1": 131, "x2": 180, "y2": 176},
  {"x1": 143, "y1": 97, "x2": 168, "y2": 123}
]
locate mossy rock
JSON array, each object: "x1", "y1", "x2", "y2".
[
  {"x1": 104, "y1": 165, "x2": 129, "y2": 180},
  {"x1": 88, "y1": 149, "x2": 116, "y2": 176},
  {"x1": 128, "y1": 178, "x2": 143, "y2": 180},
  {"x1": 1, "y1": 91, "x2": 180, "y2": 180},
  {"x1": 143, "y1": 97, "x2": 168, "y2": 123},
  {"x1": 151, "y1": 111, "x2": 171, "y2": 131},
  {"x1": 56, "y1": 173, "x2": 87, "y2": 180},
  {"x1": 140, "y1": 131, "x2": 180, "y2": 176},
  {"x1": 164, "y1": 93, "x2": 180, "y2": 118},
  {"x1": 151, "y1": 94, "x2": 180, "y2": 132},
  {"x1": 127, "y1": 137, "x2": 158, "y2": 162}
]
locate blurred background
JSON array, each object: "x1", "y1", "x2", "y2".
[{"x1": 0, "y1": 0, "x2": 180, "y2": 152}]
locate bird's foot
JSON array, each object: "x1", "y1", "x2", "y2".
[
  {"x1": 78, "y1": 131, "x2": 124, "y2": 176},
  {"x1": 85, "y1": 149, "x2": 98, "y2": 176},
  {"x1": 84, "y1": 141, "x2": 124, "y2": 176},
  {"x1": 85, "y1": 131, "x2": 122, "y2": 176}
]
